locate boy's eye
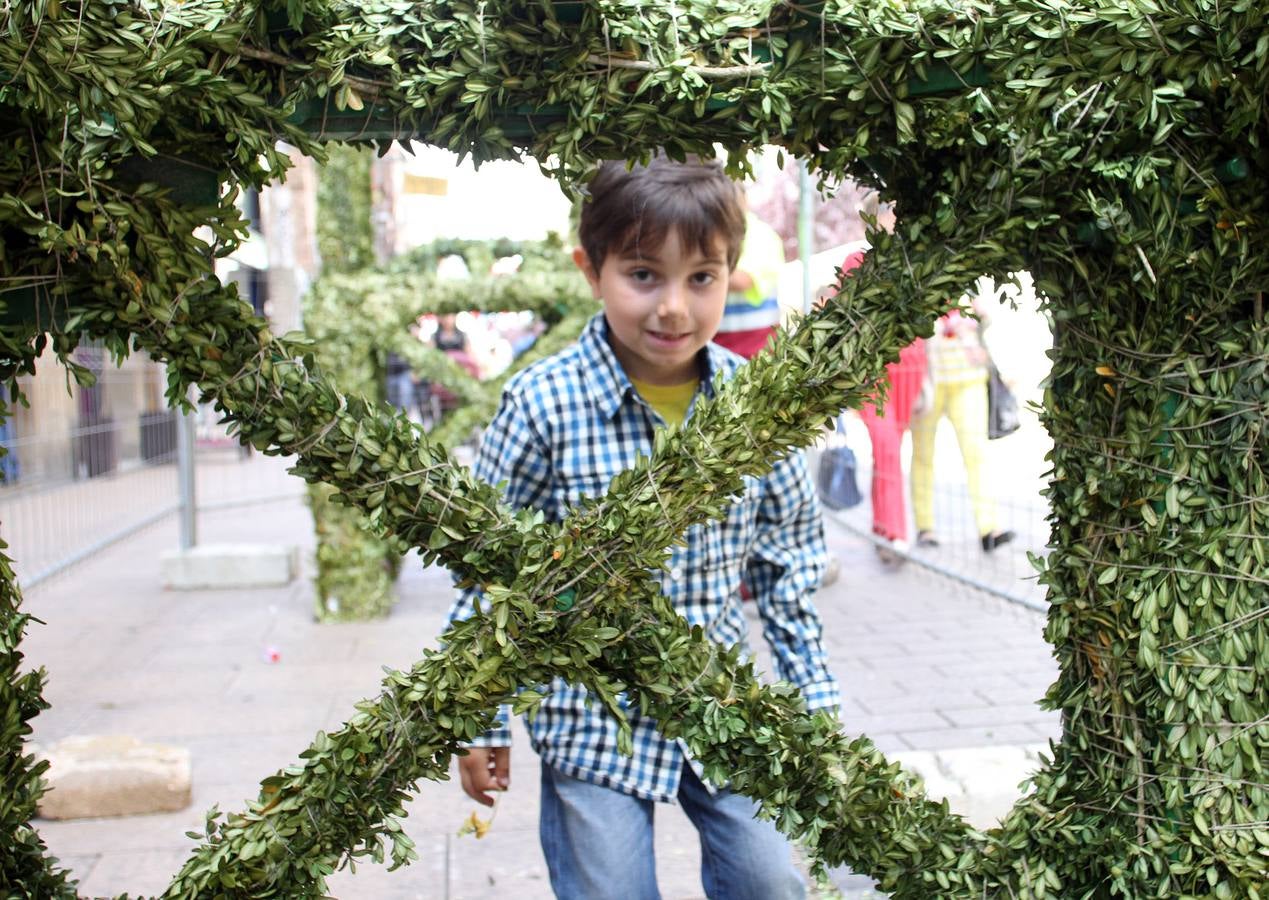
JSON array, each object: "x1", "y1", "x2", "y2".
[
  {"x1": 629, "y1": 268, "x2": 655, "y2": 283},
  {"x1": 691, "y1": 271, "x2": 717, "y2": 286}
]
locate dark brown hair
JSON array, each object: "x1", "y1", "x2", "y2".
[{"x1": 577, "y1": 155, "x2": 746, "y2": 272}]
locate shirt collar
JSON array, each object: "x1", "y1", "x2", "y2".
[{"x1": 578, "y1": 313, "x2": 729, "y2": 420}]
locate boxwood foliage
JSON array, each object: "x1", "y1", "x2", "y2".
[{"x1": 0, "y1": 1, "x2": 1265, "y2": 898}]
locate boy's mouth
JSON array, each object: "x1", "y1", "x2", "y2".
[{"x1": 647, "y1": 328, "x2": 691, "y2": 344}]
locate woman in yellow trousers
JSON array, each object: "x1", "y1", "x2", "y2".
[{"x1": 910, "y1": 309, "x2": 1015, "y2": 553}]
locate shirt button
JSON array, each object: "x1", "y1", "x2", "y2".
[{"x1": 670, "y1": 566, "x2": 683, "y2": 581}]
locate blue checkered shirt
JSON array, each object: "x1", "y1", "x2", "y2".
[{"x1": 445, "y1": 313, "x2": 838, "y2": 803}]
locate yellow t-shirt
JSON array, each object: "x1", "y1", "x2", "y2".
[{"x1": 630, "y1": 377, "x2": 699, "y2": 426}]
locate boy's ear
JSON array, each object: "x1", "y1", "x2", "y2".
[{"x1": 572, "y1": 246, "x2": 602, "y2": 298}]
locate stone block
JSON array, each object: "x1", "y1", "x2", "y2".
[
  {"x1": 36, "y1": 735, "x2": 191, "y2": 820},
  {"x1": 161, "y1": 543, "x2": 296, "y2": 589}
]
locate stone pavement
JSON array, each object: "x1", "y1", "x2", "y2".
[{"x1": 20, "y1": 494, "x2": 1060, "y2": 898}]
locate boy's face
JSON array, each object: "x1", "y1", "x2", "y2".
[{"x1": 573, "y1": 228, "x2": 730, "y2": 386}]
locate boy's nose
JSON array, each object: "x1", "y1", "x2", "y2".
[{"x1": 658, "y1": 283, "x2": 689, "y2": 319}]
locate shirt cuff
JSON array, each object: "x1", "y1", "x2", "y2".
[
  {"x1": 800, "y1": 679, "x2": 841, "y2": 715},
  {"x1": 466, "y1": 707, "x2": 512, "y2": 747}
]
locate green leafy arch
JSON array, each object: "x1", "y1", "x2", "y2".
[
  {"x1": 1, "y1": 2, "x2": 1265, "y2": 897},
  {"x1": 302, "y1": 229, "x2": 592, "y2": 621}
]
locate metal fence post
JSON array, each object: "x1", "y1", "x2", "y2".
[
  {"x1": 176, "y1": 391, "x2": 197, "y2": 550},
  {"x1": 797, "y1": 159, "x2": 815, "y2": 314}
]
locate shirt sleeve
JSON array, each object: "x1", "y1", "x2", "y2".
[
  {"x1": 443, "y1": 390, "x2": 556, "y2": 746},
  {"x1": 743, "y1": 451, "x2": 841, "y2": 714}
]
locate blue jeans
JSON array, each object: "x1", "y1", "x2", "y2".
[{"x1": 539, "y1": 761, "x2": 805, "y2": 900}]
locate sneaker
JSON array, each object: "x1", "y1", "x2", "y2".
[
  {"x1": 916, "y1": 530, "x2": 940, "y2": 548},
  {"x1": 875, "y1": 538, "x2": 909, "y2": 567},
  {"x1": 821, "y1": 556, "x2": 841, "y2": 587},
  {"x1": 874, "y1": 546, "x2": 898, "y2": 566},
  {"x1": 980, "y1": 530, "x2": 1016, "y2": 553}
]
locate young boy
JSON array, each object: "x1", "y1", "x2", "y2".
[{"x1": 445, "y1": 156, "x2": 838, "y2": 900}]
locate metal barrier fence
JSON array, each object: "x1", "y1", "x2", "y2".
[
  {"x1": 0, "y1": 353, "x2": 304, "y2": 591},
  {"x1": 817, "y1": 404, "x2": 1051, "y2": 612}
]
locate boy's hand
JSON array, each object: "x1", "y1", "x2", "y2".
[{"x1": 458, "y1": 747, "x2": 510, "y2": 806}]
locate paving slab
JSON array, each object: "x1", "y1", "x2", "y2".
[
  {"x1": 76, "y1": 849, "x2": 191, "y2": 900},
  {"x1": 323, "y1": 835, "x2": 449, "y2": 900}
]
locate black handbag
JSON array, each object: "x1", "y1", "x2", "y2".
[
  {"x1": 816, "y1": 418, "x2": 864, "y2": 509},
  {"x1": 987, "y1": 360, "x2": 1021, "y2": 439}
]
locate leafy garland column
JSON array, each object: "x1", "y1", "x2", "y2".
[
  {"x1": 1030, "y1": 181, "x2": 1268, "y2": 893},
  {"x1": 307, "y1": 145, "x2": 397, "y2": 621}
]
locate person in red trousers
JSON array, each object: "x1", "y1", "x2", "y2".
[{"x1": 840, "y1": 250, "x2": 927, "y2": 565}]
